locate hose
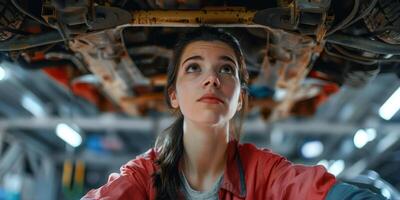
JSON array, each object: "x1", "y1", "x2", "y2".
[{"x1": 326, "y1": 34, "x2": 400, "y2": 55}]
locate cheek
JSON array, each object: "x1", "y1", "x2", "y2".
[
  {"x1": 220, "y1": 78, "x2": 241, "y2": 114},
  {"x1": 175, "y1": 79, "x2": 196, "y2": 107},
  {"x1": 223, "y1": 78, "x2": 241, "y2": 100}
]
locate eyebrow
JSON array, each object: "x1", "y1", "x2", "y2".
[
  {"x1": 220, "y1": 55, "x2": 237, "y2": 66},
  {"x1": 181, "y1": 55, "x2": 237, "y2": 66},
  {"x1": 182, "y1": 55, "x2": 203, "y2": 66}
]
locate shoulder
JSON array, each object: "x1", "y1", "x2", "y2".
[
  {"x1": 237, "y1": 142, "x2": 335, "y2": 183},
  {"x1": 237, "y1": 143, "x2": 336, "y2": 199},
  {"x1": 113, "y1": 148, "x2": 158, "y2": 190},
  {"x1": 237, "y1": 142, "x2": 289, "y2": 179},
  {"x1": 237, "y1": 142, "x2": 285, "y2": 164},
  {"x1": 120, "y1": 148, "x2": 159, "y2": 177}
]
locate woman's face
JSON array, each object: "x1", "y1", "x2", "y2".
[{"x1": 169, "y1": 41, "x2": 243, "y2": 126}]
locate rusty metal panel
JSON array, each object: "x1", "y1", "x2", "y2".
[{"x1": 130, "y1": 8, "x2": 259, "y2": 27}]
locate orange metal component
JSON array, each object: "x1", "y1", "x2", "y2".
[
  {"x1": 71, "y1": 82, "x2": 100, "y2": 105},
  {"x1": 62, "y1": 159, "x2": 73, "y2": 187},
  {"x1": 291, "y1": 82, "x2": 339, "y2": 116},
  {"x1": 74, "y1": 160, "x2": 85, "y2": 185},
  {"x1": 120, "y1": 93, "x2": 166, "y2": 115},
  {"x1": 249, "y1": 98, "x2": 277, "y2": 109},
  {"x1": 131, "y1": 8, "x2": 259, "y2": 27},
  {"x1": 121, "y1": 93, "x2": 164, "y2": 105},
  {"x1": 29, "y1": 52, "x2": 46, "y2": 62},
  {"x1": 150, "y1": 74, "x2": 167, "y2": 86},
  {"x1": 44, "y1": 66, "x2": 116, "y2": 112},
  {"x1": 42, "y1": 66, "x2": 72, "y2": 88}
]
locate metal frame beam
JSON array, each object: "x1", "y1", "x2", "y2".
[{"x1": 0, "y1": 117, "x2": 400, "y2": 135}]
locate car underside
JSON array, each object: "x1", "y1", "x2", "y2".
[{"x1": 1, "y1": 0, "x2": 399, "y2": 121}]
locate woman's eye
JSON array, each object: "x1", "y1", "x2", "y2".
[
  {"x1": 220, "y1": 65, "x2": 235, "y2": 74},
  {"x1": 185, "y1": 63, "x2": 201, "y2": 73}
]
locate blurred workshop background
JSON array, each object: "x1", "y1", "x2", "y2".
[{"x1": 1, "y1": 0, "x2": 400, "y2": 199}]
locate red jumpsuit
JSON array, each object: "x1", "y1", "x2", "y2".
[{"x1": 82, "y1": 140, "x2": 336, "y2": 200}]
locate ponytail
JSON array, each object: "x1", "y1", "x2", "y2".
[{"x1": 153, "y1": 115, "x2": 184, "y2": 199}]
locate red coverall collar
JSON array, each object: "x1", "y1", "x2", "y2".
[{"x1": 220, "y1": 140, "x2": 247, "y2": 198}]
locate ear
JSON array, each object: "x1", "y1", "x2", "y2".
[
  {"x1": 237, "y1": 92, "x2": 243, "y2": 111},
  {"x1": 169, "y1": 89, "x2": 179, "y2": 109}
]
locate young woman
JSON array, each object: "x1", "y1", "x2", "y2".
[{"x1": 82, "y1": 28, "x2": 386, "y2": 200}]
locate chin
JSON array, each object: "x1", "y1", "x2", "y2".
[{"x1": 193, "y1": 112, "x2": 226, "y2": 125}]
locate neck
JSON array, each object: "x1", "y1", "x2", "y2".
[{"x1": 181, "y1": 119, "x2": 229, "y2": 191}]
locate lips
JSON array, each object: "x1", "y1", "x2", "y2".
[{"x1": 198, "y1": 94, "x2": 224, "y2": 104}]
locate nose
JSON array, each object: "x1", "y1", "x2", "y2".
[{"x1": 202, "y1": 72, "x2": 221, "y2": 88}]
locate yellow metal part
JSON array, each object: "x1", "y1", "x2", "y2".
[
  {"x1": 62, "y1": 159, "x2": 73, "y2": 187},
  {"x1": 131, "y1": 7, "x2": 260, "y2": 27},
  {"x1": 74, "y1": 160, "x2": 85, "y2": 185}
]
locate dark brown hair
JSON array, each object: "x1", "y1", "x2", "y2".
[{"x1": 153, "y1": 27, "x2": 249, "y2": 200}]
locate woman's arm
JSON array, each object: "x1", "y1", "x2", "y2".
[
  {"x1": 262, "y1": 154, "x2": 337, "y2": 199},
  {"x1": 81, "y1": 157, "x2": 154, "y2": 200},
  {"x1": 326, "y1": 182, "x2": 388, "y2": 200}
]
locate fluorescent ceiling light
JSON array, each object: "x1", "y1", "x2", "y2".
[
  {"x1": 381, "y1": 188, "x2": 391, "y2": 199},
  {"x1": 317, "y1": 159, "x2": 329, "y2": 169},
  {"x1": 0, "y1": 66, "x2": 7, "y2": 81},
  {"x1": 328, "y1": 160, "x2": 345, "y2": 176},
  {"x1": 318, "y1": 159, "x2": 345, "y2": 176},
  {"x1": 365, "y1": 128, "x2": 376, "y2": 142},
  {"x1": 379, "y1": 86, "x2": 400, "y2": 120},
  {"x1": 353, "y1": 128, "x2": 377, "y2": 149},
  {"x1": 273, "y1": 88, "x2": 287, "y2": 101},
  {"x1": 56, "y1": 123, "x2": 82, "y2": 147},
  {"x1": 21, "y1": 95, "x2": 46, "y2": 117},
  {"x1": 353, "y1": 129, "x2": 369, "y2": 149},
  {"x1": 301, "y1": 140, "x2": 324, "y2": 158}
]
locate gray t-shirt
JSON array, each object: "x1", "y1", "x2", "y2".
[{"x1": 180, "y1": 172, "x2": 223, "y2": 200}]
